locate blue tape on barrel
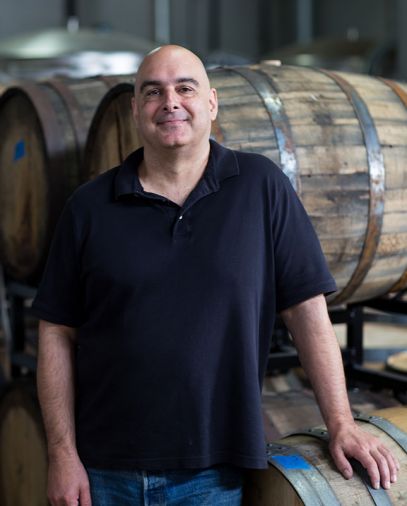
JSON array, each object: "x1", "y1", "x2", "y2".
[
  {"x1": 14, "y1": 140, "x2": 25, "y2": 162},
  {"x1": 271, "y1": 454, "x2": 312, "y2": 470}
]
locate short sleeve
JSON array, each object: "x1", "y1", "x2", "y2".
[
  {"x1": 273, "y1": 176, "x2": 337, "y2": 312},
  {"x1": 31, "y1": 198, "x2": 84, "y2": 327}
]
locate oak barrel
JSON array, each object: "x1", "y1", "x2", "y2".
[
  {"x1": 243, "y1": 406, "x2": 407, "y2": 505},
  {"x1": 83, "y1": 81, "x2": 141, "y2": 179},
  {"x1": 83, "y1": 66, "x2": 407, "y2": 305},
  {"x1": 0, "y1": 76, "x2": 129, "y2": 282},
  {"x1": 0, "y1": 380, "x2": 48, "y2": 506}
]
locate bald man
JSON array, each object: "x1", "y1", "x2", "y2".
[{"x1": 33, "y1": 45, "x2": 398, "y2": 506}]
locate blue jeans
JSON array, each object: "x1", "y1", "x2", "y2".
[{"x1": 86, "y1": 465, "x2": 243, "y2": 505}]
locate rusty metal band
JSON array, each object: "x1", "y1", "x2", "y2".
[
  {"x1": 229, "y1": 66, "x2": 300, "y2": 193},
  {"x1": 266, "y1": 442, "x2": 341, "y2": 505},
  {"x1": 379, "y1": 78, "x2": 407, "y2": 109},
  {"x1": 378, "y1": 78, "x2": 407, "y2": 293},
  {"x1": 290, "y1": 427, "x2": 392, "y2": 505},
  {"x1": 318, "y1": 69, "x2": 385, "y2": 305},
  {"x1": 46, "y1": 79, "x2": 88, "y2": 161}
]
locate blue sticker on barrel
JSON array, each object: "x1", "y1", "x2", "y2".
[
  {"x1": 271, "y1": 455, "x2": 312, "y2": 470},
  {"x1": 14, "y1": 140, "x2": 25, "y2": 161}
]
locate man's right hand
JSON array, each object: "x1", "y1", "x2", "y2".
[{"x1": 47, "y1": 455, "x2": 92, "y2": 506}]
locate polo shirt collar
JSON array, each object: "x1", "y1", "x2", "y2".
[{"x1": 114, "y1": 139, "x2": 239, "y2": 200}]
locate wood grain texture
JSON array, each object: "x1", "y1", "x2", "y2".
[
  {"x1": 0, "y1": 381, "x2": 47, "y2": 506},
  {"x1": 83, "y1": 81, "x2": 140, "y2": 180}
]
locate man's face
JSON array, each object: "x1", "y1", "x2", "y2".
[{"x1": 132, "y1": 47, "x2": 218, "y2": 151}]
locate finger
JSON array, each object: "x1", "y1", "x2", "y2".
[
  {"x1": 329, "y1": 444, "x2": 353, "y2": 480},
  {"x1": 79, "y1": 484, "x2": 92, "y2": 506},
  {"x1": 370, "y1": 448, "x2": 391, "y2": 489},
  {"x1": 378, "y1": 446, "x2": 399, "y2": 483},
  {"x1": 351, "y1": 452, "x2": 381, "y2": 490}
]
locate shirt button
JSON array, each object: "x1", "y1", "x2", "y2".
[{"x1": 179, "y1": 215, "x2": 183, "y2": 220}]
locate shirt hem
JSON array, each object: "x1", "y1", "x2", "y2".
[
  {"x1": 80, "y1": 452, "x2": 268, "y2": 471},
  {"x1": 277, "y1": 280, "x2": 337, "y2": 313}
]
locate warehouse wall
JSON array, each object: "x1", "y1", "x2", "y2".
[
  {"x1": 397, "y1": 0, "x2": 407, "y2": 79},
  {"x1": 0, "y1": 0, "x2": 405, "y2": 78},
  {"x1": 314, "y1": 0, "x2": 395, "y2": 41},
  {"x1": 77, "y1": 0, "x2": 154, "y2": 41},
  {"x1": 0, "y1": 0, "x2": 64, "y2": 38}
]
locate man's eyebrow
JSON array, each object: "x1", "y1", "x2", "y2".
[
  {"x1": 176, "y1": 78, "x2": 200, "y2": 87},
  {"x1": 139, "y1": 77, "x2": 200, "y2": 93}
]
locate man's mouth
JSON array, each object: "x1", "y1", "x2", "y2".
[
  {"x1": 156, "y1": 114, "x2": 189, "y2": 125},
  {"x1": 158, "y1": 119, "x2": 186, "y2": 125}
]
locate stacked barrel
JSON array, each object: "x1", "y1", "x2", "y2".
[
  {"x1": 84, "y1": 65, "x2": 407, "y2": 305},
  {"x1": 1, "y1": 66, "x2": 407, "y2": 300}
]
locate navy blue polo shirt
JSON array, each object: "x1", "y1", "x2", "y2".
[{"x1": 32, "y1": 140, "x2": 336, "y2": 470}]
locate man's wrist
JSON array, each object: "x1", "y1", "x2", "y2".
[{"x1": 47, "y1": 442, "x2": 78, "y2": 462}]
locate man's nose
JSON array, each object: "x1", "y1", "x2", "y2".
[{"x1": 162, "y1": 89, "x2": 180, "y2": 111}]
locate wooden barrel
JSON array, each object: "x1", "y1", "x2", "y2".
[
  {"x1": 82, "y1": 66, "x2": 407, "y2": 305},
  {"x1": 0, "y1": 76, "x2": 131, "y2": 282},
  {"x1": 0, "y1": 380, "x2": 48, "y2": 506},
  {"x1": 83, "y1": 81, "x2": 141, "y2": 179},
  {"x1": 243, "y1": 406, "x2": 407, "y2": 505}
]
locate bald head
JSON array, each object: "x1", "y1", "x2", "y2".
[
  {"x1": 134, "y1": 45, "x2": 211, "y2": 96},
  {"x1": 131, "y1": 44, "x2": 218, "y2": 153}
]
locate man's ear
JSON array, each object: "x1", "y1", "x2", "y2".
[{"x1": 209, "y1": 88, "x2": 218, "y2": 121}]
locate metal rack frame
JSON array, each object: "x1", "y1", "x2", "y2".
[{"x1": 268, "y1": 299, "x2": 407, "y2": 399}]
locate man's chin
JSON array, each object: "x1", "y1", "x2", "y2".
[{"x1": 159, "y1": 137, "x2": 189, "y2": 149}]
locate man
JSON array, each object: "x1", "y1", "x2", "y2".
[{"x1": 33, "y1": 45, "x2": 398, "y2": 506}]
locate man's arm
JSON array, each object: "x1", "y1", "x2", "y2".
[
  {"x1": 37, "y1": 320, "x2": 91, "y2": 506},
  {"x1": 280, "y1": 294, "x2": 399, "y2": 490}
]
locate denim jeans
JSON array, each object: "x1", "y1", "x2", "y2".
[{"x1": 86, "y1": 465, "x2": 243, "y2": 505}]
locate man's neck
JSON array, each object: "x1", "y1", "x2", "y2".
[{"x1": 138, "y1": 142, "x2": 211, "y2": 206}]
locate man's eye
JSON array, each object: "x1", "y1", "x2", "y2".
[
  {"x1": 146, "y1": 89, "x2": 160, "y2": 97},
  {"x1": 179, "y1": 86, "x2": 194, "y2": 93}
]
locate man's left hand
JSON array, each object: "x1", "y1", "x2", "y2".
[{"x1": 329, "y1": 422, "x2": 400, "y2": 489}]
